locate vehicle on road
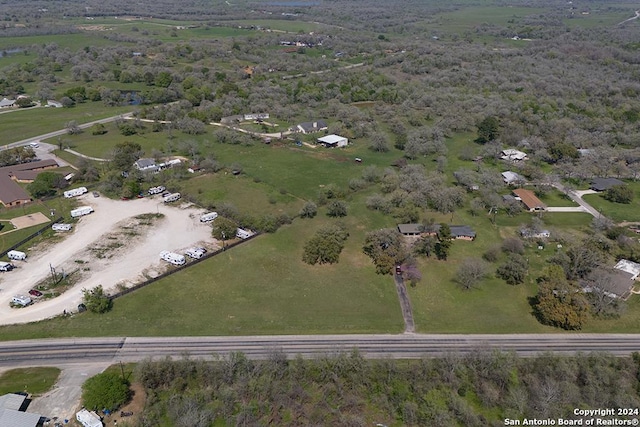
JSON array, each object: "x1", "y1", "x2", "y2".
[
  {"x1": 29, "y1": 142, "x2": 39, "y2": 148},
  {"x1": 29, "y1": 289, "x2": 42, "y2": 297},
  {"x1": 395, "y1": 265, "x2": 402, "y2": 275}
]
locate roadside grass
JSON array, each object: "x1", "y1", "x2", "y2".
[
  {"x1": 0, "y1": 367, "x2": 60, "y2": 396},
  {"x1": 582, "y1": 193, "x2": 640, "y2": 223},
  {"x1": 0, "y1": 103, "x2": 132, "y2": 145}
]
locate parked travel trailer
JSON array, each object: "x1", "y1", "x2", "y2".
[
  {"x1": 200, "y1": 212, "x2": 218, "y2": 223},
  {"x1": 148, "y1": 185, "x2": 166, "y2": 195},
  {"x1": 71, "y1": 206, "x2": 94, "y2": 218},
  {"x1": 163, "y1": 192, "x2": 181, "y2": 203},
  {"x1": 64, "y1": 187, "x2": 88, "y2": 198},
  {"x1": 76, "y1": 409, "x2": 103, "y2": 427},
  {"x1": 185, "y1": 248, "x2": 206, "y2": 259},
  {"x1": 52, "y1": 223, "x2": 73, "y2": 231},
  {"x1": 0, "y1": 262, "x2": 14, "y2": 272},
  {"x1": 236, "y1": 228, "x2": 252, "y2": 239},
  {"x1": 160, "y1": 250, "x2": 186, "y2": 266},
  {"x1": 12, "y1": 295, "x2": 31, "y2": 306},
  {"x1": 7, "y1": 250, "x2": 26, "y2": 261}
]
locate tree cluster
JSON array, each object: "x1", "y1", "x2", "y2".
[{"x1": 302, "y1": 223, "x2": 349, "y2": 265}]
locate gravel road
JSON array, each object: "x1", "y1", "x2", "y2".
[{"x1": 0, "y1": 195, "x2": 218, "y2": 325}]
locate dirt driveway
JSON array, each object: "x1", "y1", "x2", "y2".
[{"x1": 0, "y1": 195, "x2": 218, "y2": 325}]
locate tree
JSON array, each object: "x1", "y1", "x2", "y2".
[
  {"x1": 27, "y1": 171, "x2": 67, "y2": 198},
  {"x1": 211, "y1": 216, "x2": 238, "y2": 240},
  {"x1": 603, "y1": 184, "x2": 633, "y2": 204},
  {"x1": 455, "y1": 258, "x2": 489, "y2": 290},
  {"x1": 66, "y1": 120, "x2": 82, "y2": 135},
  {"x1": 369, "y1": 134, "x2": 390, "y2": 152},
  {"x1": 82, "y1": 372, "x2": 131, "y2": 411},
  {"x1": 475, "y1": 116, "x2": 500, "y2": 144},
  {"x1": 91, "y1": 123, "x2": 107, "y2": 135},
  {"x1": 496, "y1": 254, "x2": 528, "y2": 285},
  {"x1": 502, "y1": 237, "x2": 525, "y2": 255},
  {"x1": 302, "y1": 223, "x2": 349, "y2": 265},
  {"x1": 15, "y1": 97, "x2": 33, "y2": 108},
  {"x1": 533, "y1": 265, "x2": 590, "y2": 330},
  {"x1": 413, "y1": 234, "x2": 436, "y2": 258},
  {"x1": 82, "y1": 285, "x2": 113, "y2": 313},
  {"x1": 326, "y1": 200, "x2": 348, "y2": 217},
  {"x1": 299, "y1": 201, "x2": 318, "y2": 218},
  {"x1": 435, "y1": 223, "x2": 452, "y2": 260},
  {"x1": 111, "y1": 141, "x2": 143, "y2": 172},
  {"x1": 363, "y1": 228, "x2": 407, "y2": 274}
]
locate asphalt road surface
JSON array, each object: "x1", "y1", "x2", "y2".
[{"x1": 2, "y1": 334, "x2": 640, "y2": 368}]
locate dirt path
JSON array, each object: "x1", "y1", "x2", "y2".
[
  {"x1": 394, "y1": 274, "x2": 415, "y2": 333},
  {"x1": 0, "y1": 196, "x2": 218, "y2": 325}
]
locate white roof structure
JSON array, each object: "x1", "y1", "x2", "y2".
[
  {"x1": 614, "y1": 259, "x2": 640, "y2": 280},
  {"x1": 0, "y1": 394, "x2": 41, "y2": 427},
  {"x1": 318, "y1": 134, "x2": 347, "y2": 145},
  {"x1": 0, "y1": 98, "x2": 15, "y2": 108},
  {"x1": 501, "y1": 171, "x2": 524, "y2": 184},
  {"x1": 501, "y1": 149, "x2": 527, "y2": 161},
  {"x1": 76, "y1": 409, "x2": 103, "y2": 427}
]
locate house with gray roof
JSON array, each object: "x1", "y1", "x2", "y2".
[
  {"x1": 296, "y1": 120, "x2": 328, "y2": 134},
  {"x1": 0, "y1": 393, "x2": 42, "y2": 427},
  {"x1": 590, "y1": 177, "x2": 625, "y2": 192},
  {"x1": 133, "y1": 158, "x2": 159, "y2": 173}
]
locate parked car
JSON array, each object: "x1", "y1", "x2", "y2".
[
  {"x1": 28, "y1": 289, "x2": 42, "y2": 297},
  {"x1": 92, "y1": 191, "x2": 100, "y2": 197},
  {"x1": 395, "y1": 265, "x2": 402, "y2": 275}
]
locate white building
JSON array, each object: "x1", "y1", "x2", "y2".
[
  {"x1": 501, "y1": 149, "x2": 527, "y2": 161},
  {"x1": 317, "y1": 134, "x2": 348, "y2": 148},
  {"x1": 501, "y1": 171, "x2": 524, "y2": 185},
  {"x1": 76, "y1": 409, "x2": 103, "y2": 427},
  {"x1": 614, "y1": 259, "x2": 640, "y2": 280}
]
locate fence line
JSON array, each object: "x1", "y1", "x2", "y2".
[
  {"x1": 109, "y1": 233, "x2": 260, "y2": 300},
  {"x1": 0, "y1": 217, "x2": 63, "y2": 258}
]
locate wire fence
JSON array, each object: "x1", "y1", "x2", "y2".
[
  {"x1": 0, "y1": 217, "x2": 63, "y2": 258},
  {"x1": 109, "y1": 233, "x2": 260, "y2": 300}
]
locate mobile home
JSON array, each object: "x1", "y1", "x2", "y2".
[
  {"x1": 163, "y1": 192, "x2": 181, "y2": 203},
  {"x1": 200, "y1": 212, "x2": 218, "y2": 223},
  {"x1": 64, "y1": 187, "x2": 88, "y2": 198},
  {"x1": 185, "y1": 247, "x2": 206, "y2": 259},
  {"x1": 160, "y1": 250, "x2": 186, "y2": 266},
  {"x1": 71, "y1": 206, "x2": 94, "y2": 218},
  {"x1": 7, "y1": 250, "x2": 26, "y2": 261}
]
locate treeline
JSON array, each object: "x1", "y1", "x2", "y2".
[{"x1": 133, "y1": 351, "x2": 640, "y2": 427}]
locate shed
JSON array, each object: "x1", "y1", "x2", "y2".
[
  {"x1": 317, "y1": 134, "x2": 348, "y2": 148},
  {"x1": 502, "y1": 171, "x2": 524, "y2": 185}
]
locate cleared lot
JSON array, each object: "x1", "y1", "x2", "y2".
[{"x1": 0, "y1": 195, "x2": 218, "y2": 325}]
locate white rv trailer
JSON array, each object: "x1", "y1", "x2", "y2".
[
  {"x1": 64, "y1": 186, "x2": 88, "y2": 198},
  {"x1": 76, "y1": 409, "x2": 103, "y2": 427},
  {"x1": 12, "y1": 295, "x2": 31, "y2": 306},
  {"x1": 148, "y1": 185, "x2": 166, "y2": 195},
  {"x1": 200, "y1": 212, "x2": 218, "y2": 223},
  {"x1": 236, "y1": 228, "x2": 252, "y2": 239},
  {"x1": 185, "y1": 248, "x2": 206, "y2": 259},
  {"x1": 71, "y1": 206, "x2": 94, "y2": 218},
  {"x1": 163, "y1": 192, "x2": 181, "y2": 203},
  {"x1": 7, "y1": 250, "x2": 26, "y2": 261},
  {"x1": 52, "y1": 223, "x2": 73, "y2": 231},
  {"x1": 160, "y1": 250, "x2": 186, "y2": 266},
  {"x1": 0, "y1": 262, "x2": 14, "y2": 272}
]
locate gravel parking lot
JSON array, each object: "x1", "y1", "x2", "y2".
[{"x1": 0, "y1": 195, "x2": 218, "y2": 325}]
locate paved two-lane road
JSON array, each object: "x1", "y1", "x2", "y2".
[{"x1": 2, "y1": 334, "x2": 640, "y2": 368}]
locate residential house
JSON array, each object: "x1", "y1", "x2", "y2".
[
  {"x1": 133, "y1": 158, "x2": 159, "y2": 173},
  {"x1": 296, "y1": 120, "x2": 328, "y2": 134},
  {"x1": 0, "y1": 393, "x2": 43, "y2": 427},
  {"x1": 590, "y1": 177, "x2": 624, "y2": 192},
  {"x1": 397, "y1": 223, "x2": 476, "y2": 240},
  {"x1": 317, "y1": 134, "x2": 348, "y2": 148},
  {"x1": 512, "y1": 188, "x2": 546, "y2": 212},
  {"x1": 520, "y1": 228, "x2": 551, "y2": 239},
  {"x1": 614, "y1": 259, "x2": 640, "y2": 280},
  {"x1": 0, "y1": 159, "x2": 59, "y2": 207},
  {"x1": 502, "y1": 171, "x2": 524, "y2": 185},
  {"x1": 501, "y1": 149, "x2": 527, "y2": 162},
  {"x1": 0, "y1": 98, "x2": 15, "y2": 108},
  {"x1": 46, "y1": 100, "x2": 63, "y2": 108},
  {"x1": 581, "y1": 268, "x2": 635, "y2": 300}
]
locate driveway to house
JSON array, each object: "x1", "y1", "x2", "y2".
[
  {"x1": 546, "y1": 206, "x2": 589, "y2": 213},
  {"x1": 393, "y1": 274, "x2": 415, "y2": 333},
  {"x1": 551, "y1": 183, "x2": 600, "y2": 217}
]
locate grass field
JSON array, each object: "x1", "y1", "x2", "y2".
[
  {"x1": 0, "y1": 367, "x2": 60, "y2": 396},
  {"x1": 0, "y1": 103, "x2": 132, "y2": 146},
  {"x1": 583, "y1": 193, "x2": 640, "y2": 223}
]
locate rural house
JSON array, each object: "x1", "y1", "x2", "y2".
[
  {"x1": 512, "y1": 188, "x2": 546, "y2": 212},
  {"x1": 134, "y1": 158, "x2": 159, "y2": 173},
  {"x1": 296, "y1": 120, "x2": 328, "y2": 134},
  {"x1": 317, "y1": 134, "x2": 348, "y2": 148},
  {"x1": 581, "y1": 268, "x2": 636, "y2": 300},
  {"x1": 590, "y1": 177, "x2": 624, "y2": 192}
]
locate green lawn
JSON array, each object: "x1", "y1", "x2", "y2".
[
  {"x1": 0, "y1": 367, "x2": 60, "y2": 396},
  {"x1": 0, "y1": 103, "x2": 132, "y2": 145},
  {"x1": 583, "y1": 193, "x2": 640, "y2": 223}
]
